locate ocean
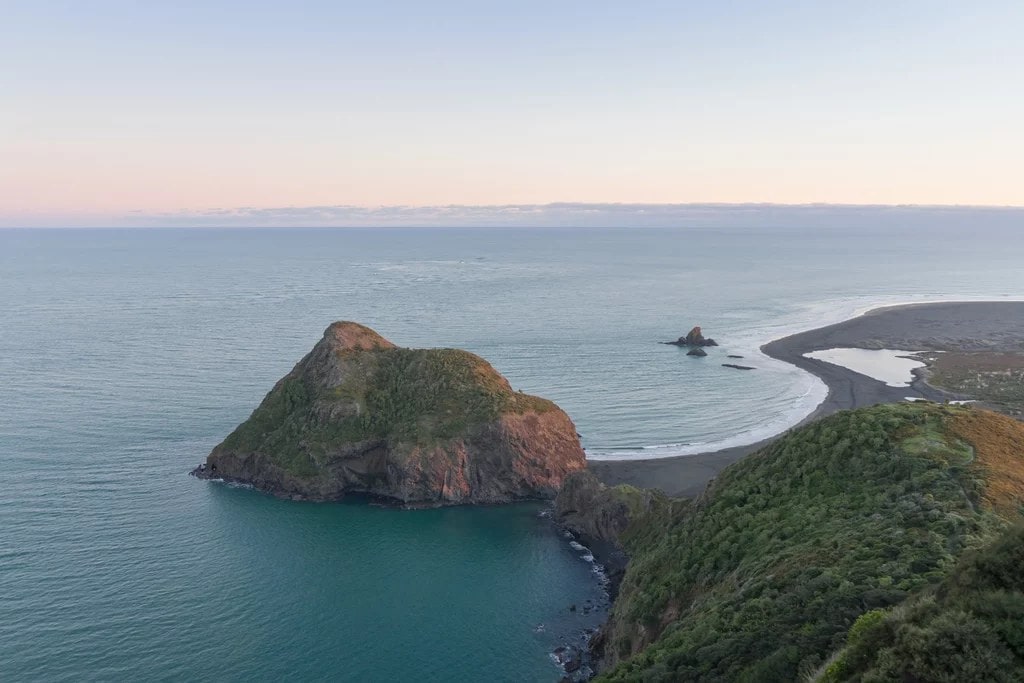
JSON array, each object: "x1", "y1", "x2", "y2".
[{"x1": 2, "y1": 225, "x2": 1022, "y2": 681}]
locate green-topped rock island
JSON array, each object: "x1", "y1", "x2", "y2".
[{"x1": 192, "y1": 322, "x2": 586, "y2": 505}]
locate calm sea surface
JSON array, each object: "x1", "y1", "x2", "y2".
[{"x1": 2, "y1": 226, "x2": 1022, "y2": 681}]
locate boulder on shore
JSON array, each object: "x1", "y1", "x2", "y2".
[
  {"x1": 664, "y1": 325, "x2": 718, "y2": 347},
  {"x1": 192, "y1": 321, "x2": 586, "y2": 505}
]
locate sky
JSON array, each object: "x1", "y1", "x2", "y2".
[{"x1": 2, "y1": 1, "x2": 1023, "y2": 227}]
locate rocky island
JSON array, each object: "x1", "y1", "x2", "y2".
[
  {"x1": 663, "y1": 325, "x2": 718, "y2": 347},
  {"x1": 192, "y1": 321, "x2": 586, "y2": 505}
]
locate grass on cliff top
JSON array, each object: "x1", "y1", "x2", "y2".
[
  {"x1": 220, "y1": 347, "x2": 556, "y2": 476},
  {"x1": 598, "y1": 402, "x2": 1024, "y2": 683}
]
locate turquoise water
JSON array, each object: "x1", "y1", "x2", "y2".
[{"x1": 2, "y1": 225, "x2": 1023, "y2": 681}]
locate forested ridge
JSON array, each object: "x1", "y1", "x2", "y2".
[{"x1": 596, "y1": 403, "x2": 1024, "y2": 682}]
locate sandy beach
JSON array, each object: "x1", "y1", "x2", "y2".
[{"x1": 590, "y1": 301, "x2": 1024, "y2": 497}]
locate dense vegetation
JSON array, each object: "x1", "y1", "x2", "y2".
[
  {"x1": 818, "y1": 523, "x2": 1024, "y2": 682},
  {"x1": 220, "y1": 347, "x2": 554, "y2": 476},
  {"x1": 597, "y1": 403, "x2": 1024, "y2": 682}
]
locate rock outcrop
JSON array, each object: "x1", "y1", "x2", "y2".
[
  {"x1": 664, "y1": 325, "x2": 719, "y2": 347},
  {"x1": 722, "y1": 363, "x2": 755, "y2": 370},
  {"x1": 553, "y1": 470, "x2": 668, "y2": 585},
  {"x1": 686, "y1": 347, "x2": 707, "y2": 357},
  {"x1": 555, "y1": 471, "x2": 653, "y2": 547},
  {"x1": 193, "y1": 322, "x2": 586, "y2": 505}
]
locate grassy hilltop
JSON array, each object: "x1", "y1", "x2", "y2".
[{"x1": 595, "y1": 403, "x2": 1024, "y2": 682}]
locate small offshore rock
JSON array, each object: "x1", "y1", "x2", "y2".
[
  {"x1": 687, "y1": 347, "x2": 708, "y2": 357},
  {"x1": 722, "y1": 363, "x2": 756, "y2": 370},
  {"x1": 665, "y1": 325, "x2": 719, "y2": 347},
  {"x1": 727, "y1": 354, "x2": 744, "y2": 359}
]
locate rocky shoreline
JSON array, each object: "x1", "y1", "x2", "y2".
[
  {"x1": 549, "y1": 470, "x2": 670, "y2": 677},
  {"x1": 545, "y1": 533, "x2": 619, "y2": 680},
  {"x1": 548, "y1": 519, "x2": 618, "y2": 682}
]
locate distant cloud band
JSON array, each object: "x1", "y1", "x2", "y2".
[{"x1": 112, "y1": 203, "x2": 1024, "y2": 229}]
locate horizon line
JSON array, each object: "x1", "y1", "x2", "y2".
[{"x1": 4, "y1": 201, "x2": 1023, "y2": 230}]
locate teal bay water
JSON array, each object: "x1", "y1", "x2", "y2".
[{"x1": 1, "y1": 225, "x2": 1022, "y2": 681}]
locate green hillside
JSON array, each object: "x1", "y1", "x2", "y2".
[
  {"x1": 597, "y1": 403, "x2": 1024, "y2": 682},
  {"x1": 816, "y1": 522, "x2": 1024, "y2": 682}
]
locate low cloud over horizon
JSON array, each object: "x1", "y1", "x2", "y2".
[{"x1": 7, "y1": 202, "x2": 1024, "y2": 230}]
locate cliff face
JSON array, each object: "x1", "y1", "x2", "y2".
[{"x1": 196, "y1": 322, "x2": 586, "y2": 504}]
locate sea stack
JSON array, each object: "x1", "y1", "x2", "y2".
[
  {"x1": 193, "y1": 322, "x2": 586, "y2": 505},
  {"x1": 665, "y1": 325, "x2": 719, "y2": 347}
]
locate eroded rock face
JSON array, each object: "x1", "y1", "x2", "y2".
[
  {"x1": 556, "y1": 471, "x2": 636, "y2": 546},
  {"x1": 554, "y1": 470, "x2": 667, "y2": 552},
  {"x1": 686, "y1": 326, "x2": 715, "y2": 346},
  {"x1": 194, "y1": 322, "x2": 586, "y2": 505}
]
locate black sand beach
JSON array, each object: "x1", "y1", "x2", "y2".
[{"x1": 590, "y1": 301, "x2": 1024, "y2": 497}]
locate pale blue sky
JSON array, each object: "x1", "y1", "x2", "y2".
[{"x1": 2, "y1": 1, "x2": 1023, "y2": 225}]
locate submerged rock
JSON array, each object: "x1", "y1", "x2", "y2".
[
  {"x1": 193, "y1": 321, "x2": 586, "y2": 505},
  {"x1": 722, "y1": 363, "x2": 756, "y2": 370}
]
